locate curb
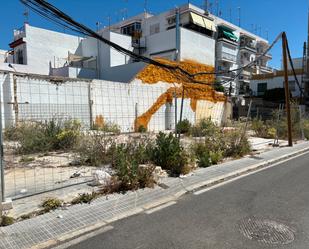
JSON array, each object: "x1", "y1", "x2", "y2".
[{"x1": 31, "y1": 145, "x2": 309, "y2": 249}]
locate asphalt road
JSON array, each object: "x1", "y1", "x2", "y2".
[{"x1": 67, "y1": 152, "x2": 309, "y2": 249}]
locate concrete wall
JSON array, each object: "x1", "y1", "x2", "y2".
[
  {"x1": 51, "y1": 66, "x2": 97, "y2": 79},
  {"x1": 24, "y1": 24, "x2": 83, "y2": 75},
  {"x1": 0, "y1": 72, "x2": 226, "y2": 132},
  {"x1": 180, "y1": 28, "x2": 215, "y2": 66},
  {"x1": 102, "y1": 62, "x2": 145, "y2": 82},
  {"x1": 146, "y1": 29, "x2": 176, "y2": 59}
]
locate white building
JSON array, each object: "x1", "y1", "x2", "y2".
[
  {"x1": 0, "y1": 3, "x2": 272, "y2": 96},
  {"x1": 250, "y1": 58, "x2": 303, "y2": 98}
]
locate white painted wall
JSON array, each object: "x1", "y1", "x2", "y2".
[
  {"x1": 24, "y1": 24, "x2": 83, "y2": 75},
  {"x1": 180, "y1": 28, "x2": 215, "y2": 66},
  {"x1": 0, "y1": 50, "x2": 7, "y2": 63},
  {"x1": 0, "y1": 72, "x2": 226, "y2": 131},
  {"x1": 145, "y1": 29, "x2": 176, "y2": 59},
  {"x1": 251, "y1": 74, "x2": 302, "y2": 97}
]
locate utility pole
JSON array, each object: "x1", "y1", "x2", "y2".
[{"x1": 282, "y1": 32, "x2": 293, "y2": 147}]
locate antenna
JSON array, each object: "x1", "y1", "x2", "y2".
[
  {"x1": 204, "y1": 0, "x2": 209, "y2": 12},
  {"x1": 265, "y1": 29, "x2": 269, "y2": 40},
  {"x1": 237, "y1": 7, "x2": 241, "y2": 27},
  {"x1": 144, "y1": 0, "x2": 148, "y2": 13},
  {"x1": 106, "y1": 15, "x2": 111, "y2": 31},
  {"x1": 23, "y1": 8, "x2": 29, "y2": 23},
  {"x1": 120, "y1": 8, "x2": 128, "y2": 20},
  {"x1": 215, "y1": 0, "x2": 219, "y2": 16},
  {"x1": 96, "y1": 21, "x2": 102, "y2": 32}
]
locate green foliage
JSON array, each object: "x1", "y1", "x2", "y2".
[
  {"x1": 214, "y1": 83, "x2": 225, "y2": 93},
  {"x1": 198, "y1": 152, "x2": 211, "y2": 168},
  {"x1": 9, "y1": 120, "x2": 81, "y2": 154},
  {"x1": 304, "y1": 120, "x2": 309, "y2": 140},
  {"x1": 112, "y1": 140, "x2": 155, "y2": 191},
  {"x1": 223, "y1": 130, "x2": 251, "y2": 158},
  {"x1": 71, "y1": 192, "x2": 98, "y2": 205},
  {"x1": 251, "y1": 118, "x2": 276, "y2": 139},
  {"x1": 19, "y1": 156, "x2": 35, "y2": 163},
  {"x1": 76, "y1": 132, "x2": 115, "y2": 166},
  {"x1": 41, "y1": 197, "x2": 62, "y2": 212},
  {"x1": 190, "y1": 118, "x2": 220, "y2": 137},
  {"x1": 0, "y1": 216, "x2": 15, "y2": 227},
  {"x1": 93, "y1": 122, "x2": 121, "y2": 134},
  {"x1": 151, "y1": 132, "x2": 188, "y2": 176},
  {"x1": 176, "y1": 119, "x2": 191, "y2": 134},
  {"x1": 138, "y1": 125, "x2": 147, "y2": 133},
  {"x1": 192, "y1": 143, "x2": 222, "y2": 168},
  {"x1": 209, "y1": 150, "x2": 223, "y2": 165}
]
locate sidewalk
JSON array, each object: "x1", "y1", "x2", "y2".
[{"x1": 0, "y1": 142, "x2": 308, "y2": 249}]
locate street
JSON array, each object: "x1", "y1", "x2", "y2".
[{"x1": 66, "y1": 152, "x2": 309, "y2": 249}]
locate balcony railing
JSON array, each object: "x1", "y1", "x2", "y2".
[
  {"x1": 13, "y1": 26, "x2": 26, "y2": 41},
  {"x1": 260, "y1": 65, "x2": 273, "y2": 73},
  {"x1": 240, "y1": 42, "x2": 257, "y2": 52},
  {"x1": 218, "y1": 51, "x2": 237, "y2": 63},
  {"x1": 217, "y1": 36, "x2": 238, "y2": 46}
]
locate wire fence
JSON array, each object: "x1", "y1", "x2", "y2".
[{"x1": 0, "y1": 72, "x2": 227, "y2": 200}]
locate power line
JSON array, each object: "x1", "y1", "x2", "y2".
[
  {"x1": 285, "y1": 35, "x2": 305, "y2": 98},
  {"x1": 20, "y1": 0, "x2": 282, "y2": 88}
]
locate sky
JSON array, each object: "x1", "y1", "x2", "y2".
[{"x1": 0, "y1": 0, "x2": 308, "y2": 68}]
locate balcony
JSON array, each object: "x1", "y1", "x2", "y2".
[
  {"x1": 240, "y1": 35, "x2": 257, "y2": 53},
  {"x1": 13, "y1": 26, "x2": 26, "y2": 41},
  {"x1": 240, "y1": 43, "x2": 257, "y2": 53},
  {"x1": 217, "y1": 40, "x2": 238, "y2": 63},
  {"x1": 217, "y1": 51, "x2": 237, "y2": 63},
  {"x1": 260, "y1": 65, "x2": 273, "y2": 73},
  {"x1": 217, "y1": 36, "x2": 238, "y2": 46}
]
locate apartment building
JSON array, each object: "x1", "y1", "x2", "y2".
[{"x1": 0, "y1": 3, "x2": 272, "y2": 96}]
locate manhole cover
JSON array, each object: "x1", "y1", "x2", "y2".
[{"x1": 239, "y1": 217, "x2": 295, "y2": 245}]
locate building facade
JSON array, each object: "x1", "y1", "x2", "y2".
[{"x1": 0, "y1": 3, "x2": 272, "y2": 96}]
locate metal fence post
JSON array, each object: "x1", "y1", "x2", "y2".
[
  {"x1": 0, "y1": 78, "x2": 5, "y2": 203},
  {"x1": 88, "y1": 83, "x2": 93, "y2": 129}
]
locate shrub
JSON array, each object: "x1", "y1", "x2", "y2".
[
  {"x1": 304, "y1": 120, "x2": 309, "y2": 140},
  {"x1": 190, "y1": 118, "x2": 220, "y2": 137},
  {"x1": 192, "y1": 143, "x2": 211, "y2": 168},
  {"x1": 137, "y1": 125, "x2": 147, "y2": 133},
  {"x1": 13, "y1": 120, "x2": 81, "y2": 154},
  {"x1": 112, "y1": 141, "x2": 155, "y2": 191},
  {"x1": 210, "y1": 150, "x2": 223, "y2": 165},
  {"x1": 151, "y1": 132, "x2": 188, "y2": 176},
  {"x1": 41, "y1": 197, "x2": 62, "y2": 212},
  {"x1": 223, "y1": 130, "x2": 251, "y2": 158},
  {"x1": 176, "y1": 119, "x2": 191, "y2": 134},
  {"x1": 251, "y1": 118, "x2": 276, "y2": 139},
  {"x1": 93, "y1": 122, "x2": 121, "y2": 134},
  {"x1": 71, "y1": 192, "x2": 98, "y2": 205},
  {"x1": 75, "y1": 132, "x2": 115, "y2": 166},
  {"x1": 214, "y1": 83, "x2": 225, "y2": 93},
  {"x1": 0, "y1": 215, "x2": 14, "y2": 226}
]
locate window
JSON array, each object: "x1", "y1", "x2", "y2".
[
  {"x1": 121, "y1": 22, "x2": 141, "y2": 36},
  {"x1": 16, "y1": 49, "x2": 24, "y2": 64},
  {"x1": 150, "y1": 23, "x2": 160, "y2": 35},
  {"x1": 257, "y1": 82, "x2": 267, "y2": 96}
]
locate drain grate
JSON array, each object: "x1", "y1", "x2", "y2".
[{"x1": 239, "y1": 217, "x2": 295, "y2": 245}]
